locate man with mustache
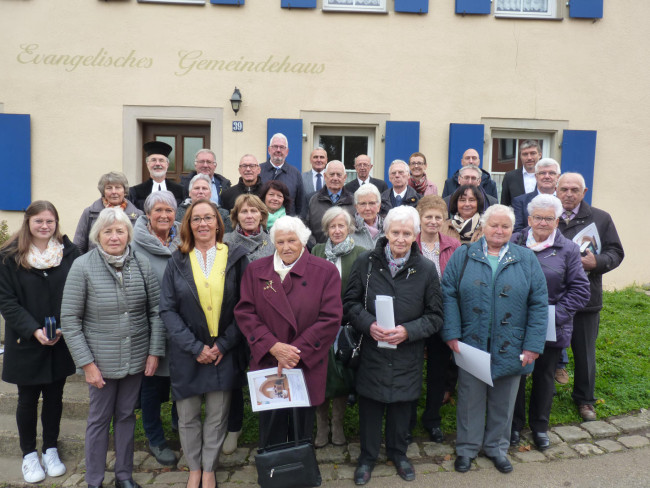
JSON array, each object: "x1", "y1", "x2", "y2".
[{"x1": 129, "y1": 141, "x2": 186, "y2": 211}]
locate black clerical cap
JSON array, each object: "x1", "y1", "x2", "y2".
[{"x1": 143, "y1": 141, "x2": 172, "y2": 158}]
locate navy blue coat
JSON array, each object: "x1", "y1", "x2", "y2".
[
  {"x1": 511, "y1": 229, "x2": 591, "y2": 348},
  {"x1": 441, "y1": 239, "x2": 548, "y2": 379},
  {"x1": 159, "y1": 244, "x2": 248, "y2": 401},
  {"x1": 259, "y1": 161, "x2": 305, "y2": 218}
]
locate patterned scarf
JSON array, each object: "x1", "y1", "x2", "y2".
[
  {"x1": 384, "y1": 243, "x2": 410, "y2": 277},
  {"x1": 26, "y1": 238, "x2": 64, "y2": 269},
  {"x1": 102, "y1": 198, "x2": 128, "y2": 211},
  {"x1": 451, "y1": 212, "x2": 481, "y2": 242},
  {"x1": 526, "y1": 229, "x2": 557, "y2": 252},
  {"x1": 236, "y1": 224, "x2": 261, "y2": 237},
  {"x1": 409, "y1": 176, "x2": 428, "y2": 196},
  {"x1": 324, "y1": 235, "x2": 355, "y2": 263}
]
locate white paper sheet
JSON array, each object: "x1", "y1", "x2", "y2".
[
  {"x1": 453, "y1": 341, "x2": 493, "y2": 386},
  {"x1": 546, "y1": 304, "x2": 556, "y2": 342},
  {"x1": 375, "y1": 295, "x2": 397, "y2": 349},
  {"x1": 247, "y1": 367, "x2": 311, "y2": 412}
]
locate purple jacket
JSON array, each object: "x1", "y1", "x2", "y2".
[{"x1": 511, "y1": 228, "x2": 591, "y2": 348}]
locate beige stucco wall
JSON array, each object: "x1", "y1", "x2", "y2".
[{"x1": 0, "y1": 0, "x2": 647, "y2": 289}]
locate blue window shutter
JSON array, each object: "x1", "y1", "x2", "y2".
[
  {"x1": 210, "y1": 0, "x2": 244, "y2": 5},
  {"x1": 281, "y1": 0, "x2": 316, "y2": 8},
  {"x1": 455, "y1": 0, "x2": 491, "y2": 15},
  {"x1": 395, "y1": 0, "x2": 428, "y2": 14},
  {"x1": 384, "y1": 121, "x2": 420, "y2": 184},
  {"x1": 0, "y1": 114, "x2": 31, "y2": 211},
  {"x1": 561, "y1": 130, "x2": 597, "y2": 205},
  {"x1": 447, "y1": 123, "x2": 484, "y2": 178},
  {"x1": 267, "y1": 118, "x2": 303, "y2": 172},
  {"x1": 569, "y1": 0, "x2": 603, "y2": 19}
]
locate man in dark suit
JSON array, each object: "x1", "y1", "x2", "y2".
[
  {"x1": 259, "y1": 133, "x2": 306, "y2": 217},
  {"x1": 512, "y1": 158, "x2": 560, "y2": 231},
  {"x1": 129, "y1": 141, "x2": 186, "y2": 211},
  {"x1": 556, "y1": 172, "x2": 624, "y2": 422},
  {"x1": 441, "y1": 148, "x2": 498, "y2": 200},
  {"x1": 500, "y1": 140, "x2": 541, "y2": 206},
  {"x1": 344, "y1": 154, "x2": 388, "y2": 194},
  {"x1": 301, "y1": 147, "x2": 328, "y2": 210},
  {"x1": 442, "y1": 165, "x2": 497, "y2": 215},
  {"x1": 179, "y1": 149, "x2": 231, "y2": 207},
  {"x1": 380, "y1": 160, "x2": 420, "y2": 214}
]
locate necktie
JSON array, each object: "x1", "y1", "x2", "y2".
[
  {"x1": 562, "y1": 210, "x2": 573, "y2": 225},
  {"x1": 361, "y1": 180, "x2": 365, "y2": 186},
  {"x1": 315, "y1": 173, "x2": 322, "y2": 191},
  {"x1": 273, "y1": 167, "x2": 281, "y2": 179},
  {"x1": 158, "y1": 184, "x2": 161, "y2": 191},
  {"x1": 331, "y1": 193, "x2": 339, "y2": 204},
  {"x1": 395, "y1": 195, "x2": 402, "y2": 206}
]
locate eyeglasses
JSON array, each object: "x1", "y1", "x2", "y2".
[
  {"x1": 239, "y1": 164, "x2": 258, "y2": 170},
  {"x1": 32, "y1": 219, "x2": 57, "y2": 226},
  {"x1": 148, "y1": 157, "x2": 167, "y2": 164},
  {"x1": 195, "y1": 159, "x2": 216, "y2": 165},
  {"x1": 531, "y1": 216, "x2": 557, "y2": 224},
  {"x1": 190, "y1": 215, "x2": 217, "y2": 226},
  {"x1": 355, "y1": 163, "x2": 371, "y2": 168},
  {"x1": 409, "y1": 161, "x2": 425, "y2": 167},
  {"x1": 270, "y1": 145, "x2": 287, "y2": 150}
]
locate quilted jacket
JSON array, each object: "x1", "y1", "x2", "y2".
[{"x1": 61, "y1": 246, "x2": 165, "y2": 378}]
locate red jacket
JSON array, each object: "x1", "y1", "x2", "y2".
[
  {"x1": 416, "y1": 232, "x2": 461, "y2": 277},
  {"x1": 235, "y1": 251, "x2": 342, "y2": 406}
]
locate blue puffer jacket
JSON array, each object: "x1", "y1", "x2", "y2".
[
  {"x1": 441, "y1": 238, "x2": 548, "y2": 379},
  {"x1": 511, "y1": 228, "x2": 591, "y2": 349}
]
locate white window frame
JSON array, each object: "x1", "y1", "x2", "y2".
[
  {"x1": 300, "y1": 110, "x2": 389, "y2": 177},
  {"x1": 494, "y1": 0, "x2": 562, "y2": 20},
  {"x1": 313, "y1": 126, "x2": 376, "y2": 182},
  {"x1": 323, "y1": 0, "x2": 387, "y2": 14},
  {"x1": 482, "y1": 117, "x2": 569, "y2": 201}
]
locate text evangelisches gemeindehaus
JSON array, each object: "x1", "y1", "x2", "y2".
[
  {"x1": 16, "y1": 44, "x2": 154, "y2": 72},
  {"x1": 175, "y1": 50, "x2": 325, "y2": 77}
]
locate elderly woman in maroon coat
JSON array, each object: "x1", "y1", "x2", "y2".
[{"x1": 235, "y1": 215, "x2": 342, "y2": 446}]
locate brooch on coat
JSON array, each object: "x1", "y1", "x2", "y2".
[
  {"x1": 264, "y1": 280, "x2": 276, "y2": 292},
  {"x1": 406, "y1": 268, "x2": 416, "y2": 279}
]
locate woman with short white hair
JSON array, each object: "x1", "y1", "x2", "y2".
[
  {"x1": 343, "y1": 205, "x2": 443, "y2": 485},
  {"x1": 352, "y1": 184, "x2": 384, "y2": 250},
  {"x1": 235, "y1": 215, "x2": 343, "y2": 449},
  {"x1": 442, "y1": 204, "x2": 548, "y2": 475},
  {"x1": 312, "y1": 207, "x2": 365, "y2": 448},
  {"x1": 62, "y1": 207, "x2": 164, "y2": 488}
]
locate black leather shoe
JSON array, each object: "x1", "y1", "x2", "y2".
[
  {"x1": 395, "y1": 459, "x2": 415, "y2": 481},
  {"x1": 115, "y1": 479, "x2": 142, "y2": 488},
  {"x1": 405, "y1": 432, "x2": 413, "y2": 444},
  {"x1": 532, "y1": 431, "x2": 550, "y2": 451},
  {"x1": 488, "y1": 455, "x2": 513, "y2": 473},
  {"x1": 454, "y1": 455, "x2": 473, "y2": 473},
  {"x1": 354, "y1": 464, "x2": 373, "y2": 486},
  {"x1": 429, "y1": 426, "x2": 444, "y2": 443},
  {"x1": 510, "y1": 429, "x2": 520, "y2": 446}
]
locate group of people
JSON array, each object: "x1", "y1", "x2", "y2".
[{"x1": 0, "y1": 134, "x2": 623, "y2": 488}]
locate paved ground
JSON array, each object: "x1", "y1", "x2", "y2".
[{"x1": 0, "y1": 409, "x2": 648, "y2": 487}]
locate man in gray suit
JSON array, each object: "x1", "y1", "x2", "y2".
[{"x1": 302, "y1": 147, "x2": 328, "y2": 207}]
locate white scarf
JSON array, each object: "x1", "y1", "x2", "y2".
[
  {"x1": 27, "y1": 238, "x2": 64, "y2": 269},
  {"x1": 273, "y1": 248, "x2": 304, "y2": 282}
]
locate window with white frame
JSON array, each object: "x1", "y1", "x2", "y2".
[{"x1": 495, "y1": 0, "x2": 558, "y2": 19}]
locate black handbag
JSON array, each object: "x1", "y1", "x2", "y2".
[
  {"x1": 335, "y1": 259, "x2": 373, "y2": 369},
  {"x1": 255, "y1": 409, "x2": 321, "y2": 488}
]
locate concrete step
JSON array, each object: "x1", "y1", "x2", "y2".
[
  {"x1": 0, "y1": 377, "x2": 90, "y2": 420},
  {"x1": 0, "y1": 412, "x2": 87, "y2": 458}
]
